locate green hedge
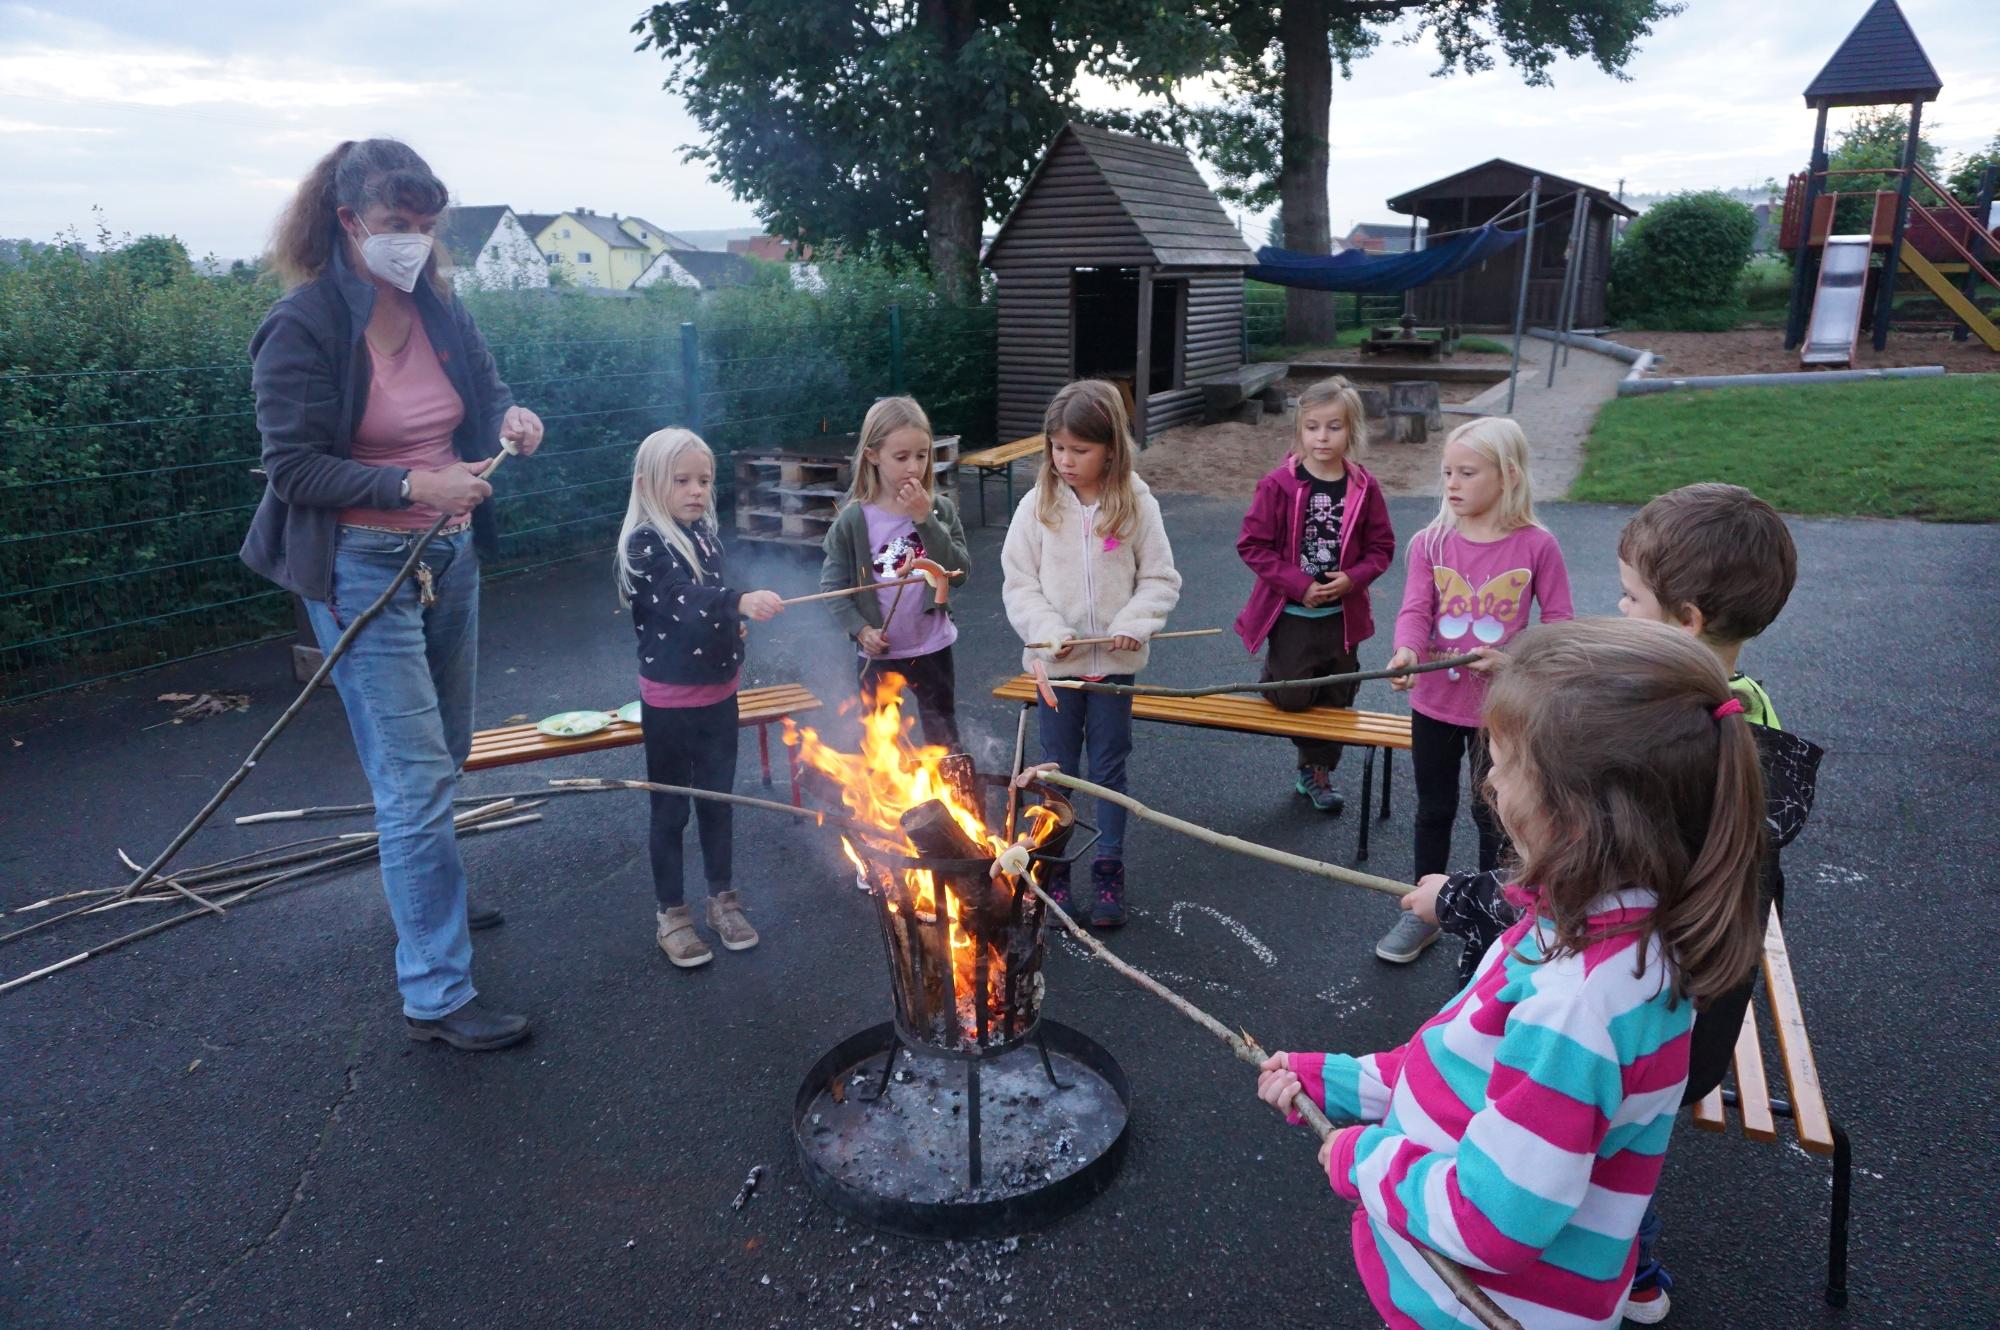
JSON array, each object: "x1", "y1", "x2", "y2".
[
  {"x1": 0, "y1": 241, "x2": 994, "y2": 702},
  {"x1": 1608, "y1": 192, "x2": 1760, "y2": 331}
]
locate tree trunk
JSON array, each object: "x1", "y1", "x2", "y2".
[
  {"x1": 923, "y1": 0, "x2": 982, "y2": 306},
  {"x1": 1280, "y1": 0, "x2": 1335, "y2": 345},
  {"x1": 927, "y1": 167, "x2": 982, "y2": 305}
]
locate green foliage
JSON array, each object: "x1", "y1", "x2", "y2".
[
  {"x1": 1192, "y1": 1, "x2": 1684, "y2": 207},
  {"x1": 1946, "y1": 131, "x2": 2000, "y2": 203},
  {"x1": 1608, "y1": 191, "x2": 1759, "y2": 330},
  {"x1": 1737, "y1": 253, "x2": 1793, "y2": 326},
  {"x1": 0, "y1": 240, "x2": 993, "y2": 701},
  {"x1": 1825, "y1": 108, "x2": 1945, "y2": 231},
  {"x1": 631, "y1": 0, "x2": 1223, "y2": 292},
  {"x1": 1576, "y1": 377, "x2": 2000, "y2": 522}
]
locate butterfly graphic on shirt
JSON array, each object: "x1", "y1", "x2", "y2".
[
  {"x1": 872, "y1": 531, "x2": 925, "y2": 580},
  {"x1": 1433, "y1": 566, "x2": 1532, "y2": 646}
]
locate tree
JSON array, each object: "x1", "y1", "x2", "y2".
[
  {"x1": 634, "y1": 1, "x2": 1224, "y2": 304},
  {"x1": 1191, "y1": 1, "x2": 1682, "y2": 342},
  {"x1": 1946, "y1": 131, "x2": 2000, "y2": 204},
  {"x1": 1607, "y1": 190, "x2": 1757, "y2": 330},
  {"x1": 1824, "y1": 107, "x2": 1944, "y2": 231},
  {"x1": 111, "y1": 234, "x2": 193, "y2": 289}
]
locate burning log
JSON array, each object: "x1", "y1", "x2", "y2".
[{"x1": 897, "y1": 797, "x2": 1013, "y2": 934}]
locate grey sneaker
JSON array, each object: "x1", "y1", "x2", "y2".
[
  {"x1": 706, "y1": 889, "x2": 760, "y2": 951},
  {"x1": 1293, "y1": 765, "x2": 1345, "y2": 815},
  {"x1": 1375, "y1": 913, "x2": 1439, "y2": 964},
  {"x1": 657, "y1": 906, "x2": 714, "y2": 969}
]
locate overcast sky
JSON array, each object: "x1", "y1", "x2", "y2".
[{"x1": 3, "y1": 0, "x2": 1995, "y2": 260}]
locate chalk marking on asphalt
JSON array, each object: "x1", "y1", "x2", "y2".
[{"x1": 1166, "y1": 902, "x2": 1277, "y2": 967}]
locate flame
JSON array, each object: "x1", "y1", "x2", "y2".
[{"x1": 785, "y1": 675, "x2": 1055, "y2": 1039}]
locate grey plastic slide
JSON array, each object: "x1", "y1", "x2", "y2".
[{"x1": 1802, "y1": 235, "x2": 1871, "y2": 367}]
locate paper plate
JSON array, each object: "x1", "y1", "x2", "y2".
[
  {"x1": 616, "y1": 700, "x2": 642, "y2": 725},
  {"x1": 536, "y1": 710, "x2": 613, "y2": 739}
]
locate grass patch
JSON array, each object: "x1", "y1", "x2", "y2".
[{"x1": 1574, "y1": 376, "x2": 2000, "y2": 521}]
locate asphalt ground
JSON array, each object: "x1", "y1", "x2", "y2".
[{"x1": 3, "y1": 493, "x2": 1995, "y2": 1329}]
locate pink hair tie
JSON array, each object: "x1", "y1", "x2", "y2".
[{"x1": 1712, "y1": 697, "x2": 1745, "y2": 721}]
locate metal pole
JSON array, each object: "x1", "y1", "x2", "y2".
[
  {"x1": 679, "y1": 321, "x2": 702, "y2": 430},
  {"x1": 1785, "y1": 105, "x2": 1831, "y2": 351},
  {"x1": 1871, "y1": 101, "x2": 1925, "y2": 351},
  {"x1": 1545, "y1": 191, "x2": 1587, "y2": 388},
  {"x1": 1505, "y1": 177, "x2": 1541, "y2": 415},
  {"x1": 1133, "y1": 266, "x2": 1155, "y2": 445}
]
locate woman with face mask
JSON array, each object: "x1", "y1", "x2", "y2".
[{"x1": 242, "y1": 138, "x2": 544, "y2": 1051}]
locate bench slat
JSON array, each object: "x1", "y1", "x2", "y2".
[
  {"x1": 961, "y1": 435, "x2": 1044, "y2": 470},
  {"x1": 993, "y1": 675, "x2": 1413, "y2": 748},
  {"x1": 1691, "y1": 1087, "x2": 1727, "y2": 1134},
  {"x1": 1761, "y1": 914, "x2": 1836, "y2": 1156},
  {"x1": 1732, "y1": 1006, "x2": 1779, "y2": 1143},
  {"x1": 465, "y1": 686, "x2": 821, "y2": 773}
]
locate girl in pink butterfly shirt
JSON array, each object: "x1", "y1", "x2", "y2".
[{"x1": 1373, "y1": 417, "x2": 1572, "y2": 965}]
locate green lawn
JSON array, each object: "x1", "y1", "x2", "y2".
[{"x1": 1574, "y1": 375, "x2": 2000, "y2": 522}]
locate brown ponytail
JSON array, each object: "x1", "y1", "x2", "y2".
[
  {"x1": 267, "y1": 138, "x2": 452, "y2": 295},
  {"x1": 1482, "y1": 618, "x2": 1765, "y2": 1004}
]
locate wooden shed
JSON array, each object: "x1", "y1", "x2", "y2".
[
  {"x1": 983, "y1": 122, "x2": 1256, "y2": 442},
  {"x1": 1386, "y1": 159, "x2": 1635, "y2": 330}
]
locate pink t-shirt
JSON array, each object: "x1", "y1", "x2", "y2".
[
  {"x1": 1393, "y1": 524, "x2": 1573, "y2": 727},
  {"x1": 639, "y1": 673, "x2": 740, "y2": 709},
  {"x1": 339, "y1": 319, "x2": 466, "y2": 529}
]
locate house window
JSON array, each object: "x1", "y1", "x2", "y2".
[
  {"x1": 578, "y1": 251, "x2": 593, "y2": 263},
  {"x1": 561, "y1": 228, "x2": 572, "y2": 238}
]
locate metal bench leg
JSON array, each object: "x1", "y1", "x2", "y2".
[
  {"x1": 789, "y1": 748, "x2": 802, "y2": 808},
  {"x1": 1357, "y1": 746, "x2": 1375, "y2": 862},
  {"x1": 976, "y1": 467, "x2": 988, "y2": 526},
  {"x1": 1380, "y1": 747, "x2": 1393, "y2": 820},
  {"x1": 1827, "y1": 1118, "x2": 1851, "y2": 1307},
  {"x1": 758, "y1": 723, "x2": 773, "y2": 788}
]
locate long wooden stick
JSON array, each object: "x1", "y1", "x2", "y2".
[
  {"x1": 1048, "y1": 653, "x2": 1483, "y2": 697},
  {"x1": 1024, "y1": 627, "x2": 1222, "y2": 650},
  {"x1": 105, "y1": 448, "x2": 523, "y2": 908},
  {"x1": 546, "y1": 778, "x2": 908, "y2": 851},
  {"x1": 233, "y1": 787, "x2": 595, "y2": 826},
  {"x1": 1025, "y1": 881, "x2": 1519, "y2": 1330},
  {"x1": 1035, "y1": 771, "x2": 1413, "y2": 898},
  {"x1": 778, "y1": 575, "x2": 930, "y2": 607}
]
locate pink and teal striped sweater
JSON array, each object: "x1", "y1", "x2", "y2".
[{"x1": 1289, "y1": 887, "x2": 1692, "y2": 1329}]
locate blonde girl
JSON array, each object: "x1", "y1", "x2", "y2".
[
  {"x1": 1374, "y1": 416, "x2": 1572, "y2": 964},
  {"x1": 1232, "y1": 377, "x2": 1396, "y2": 813},
  {"x1": 618, "y1": 428, "x2": 784, "y2": 969},
  {"x1": 1258, "y1": 617, "x2": 1765, "y2": 1330},
  {"x1": 1000, "y1": 379, "x2": 1181, "y2": 927},
  {"x1": 816, "y1": 396, "x2": 971, "y2": 747}
]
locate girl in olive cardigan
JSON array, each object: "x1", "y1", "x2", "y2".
[{"x1": 817, "y1": 397, "x2": 972, "y2": 747}]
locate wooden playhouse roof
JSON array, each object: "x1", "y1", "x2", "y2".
[
  {"x1": 1802, "y1": 0, "x2": 1941, "y2": 108},
  {"x1": 1385, "y1": 158, "x2": 1636, "y2": 219},
  {"x1": 984, "y1": 122, "x2": 1254, "y2": 271}
]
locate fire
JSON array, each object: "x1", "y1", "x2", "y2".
[{"x1": 785, "y1": 675, "x2": 1058, "y2": 1043}]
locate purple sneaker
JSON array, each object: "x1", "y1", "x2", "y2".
[
  {"x1": 1089, "y1": 859, "x2": 1126, "y2": 928},
  {"x1": 1042, "y1": 861, "x2": 1073, "y2": 916}
]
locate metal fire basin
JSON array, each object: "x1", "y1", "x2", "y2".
[{"x1": 792, "y1": 1019, "x2": 1131, "y2": 1240}]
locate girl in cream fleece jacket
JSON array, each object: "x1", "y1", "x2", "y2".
[{"x1": 1001, "y1": 380, "x2": 1181, "y2": 927}]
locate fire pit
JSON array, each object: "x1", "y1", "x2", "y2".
[{"x1": 785, "y1": 682, "x2": 1133, "y2": 1239}]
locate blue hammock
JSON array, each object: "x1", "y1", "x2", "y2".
[{"x1": 1248, "y1": 222, "x2": 1524, "y2": 294}]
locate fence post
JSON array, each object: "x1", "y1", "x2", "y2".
[
  {"x1": 1505, "y1": 176, "x2": 1542, "y2": 415},
  {"x1": 680, "y1": 321, "x2": 702, "y2": 430},
  {"x1": 888, "y1": 302, "x2": 905, "y2": 394}
]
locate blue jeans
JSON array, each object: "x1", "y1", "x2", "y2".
[
  {"x1": 1036, "y1": 676, "x2": 1134, "y2": 861},
  {"x1": 305, "y1": 526, "x2": 479, "y2": 1020}
]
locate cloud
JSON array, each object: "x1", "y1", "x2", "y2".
[
  {"x1": 0, "y1": 46, "x2": 462, "y2": 111},
  {"x1": 0, "y1": 115, "x2": 116, "y2": 134}
]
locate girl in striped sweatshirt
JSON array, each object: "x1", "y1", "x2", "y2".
[{"x1": 1258, "y1": 618, "x2": 1766, "y2": 1330}]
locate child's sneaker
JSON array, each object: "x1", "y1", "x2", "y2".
[
  {"x1": 1041, "y1": 861, "x2": 1073, "y2": 917},
  {"x1": 706, "y1": 889, "x2": 760, "y2": 951},
  {"x1": 1621, "y1": 1259, "x2": 1674, "y2": 1324},
  {"x1": 1089, "y1": 859, "x2": 1126, "y2": 928},
  {"x1": 1374, "y1": 913, "x2": 1438, "y2": 963},
  {"x1": 1293, "y1": 765, "x2": 1345, "y2": 814},
  {"x1": 656, "y1": 906, "x2": 713, "y2": 968}
]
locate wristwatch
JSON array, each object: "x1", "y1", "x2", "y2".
[{"x1": 398, "y1": 474, "x2": 412, "y2": 504}]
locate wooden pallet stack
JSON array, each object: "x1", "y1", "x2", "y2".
[{"x1": 733, "y1": 434, "x2": 960, "y2": 550}]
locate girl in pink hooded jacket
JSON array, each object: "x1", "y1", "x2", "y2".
[{"x1": 1233, "y1": 377, "x2": 1395, "y2": 814}]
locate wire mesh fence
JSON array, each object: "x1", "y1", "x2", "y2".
[
  {"x1": 1243, "y1": 281, "x2": 1406, "y2": 354},
  {"x1": 0, "y1": 293, "x2": 996, "y2": 704}
]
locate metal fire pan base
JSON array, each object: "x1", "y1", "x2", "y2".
[{"x1": 792, "y1": 1019, "x2": 1130, "y2": 1240}]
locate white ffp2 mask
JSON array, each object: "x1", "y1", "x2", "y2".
[{"x1": 356, "y1": 220, "x2": 433, "y2": 292}]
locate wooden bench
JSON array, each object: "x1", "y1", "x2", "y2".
[
  {"x1": 464, "y1": 683, "x2": 824, "y2": 804},
  {"x1": 957, "y1": 435, "x2": 1044, "y2": 526},
  {"x1": 1196, "y1": 362, "x2": 1289, "y2": 423},
  {"x1": 993, "y1": 675, "x2": 1412, "y2": 860},
  {"x1": 1689, "y1": 912, "x2": 1851, "y2": 1307}
]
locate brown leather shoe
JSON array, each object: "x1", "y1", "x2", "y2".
[
  {"x1": 656, "y1": 906, "x2": 713, "y2": 968},
  {"x1": 705, "y1": 889, "x2": 759, "y2": 951}
]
